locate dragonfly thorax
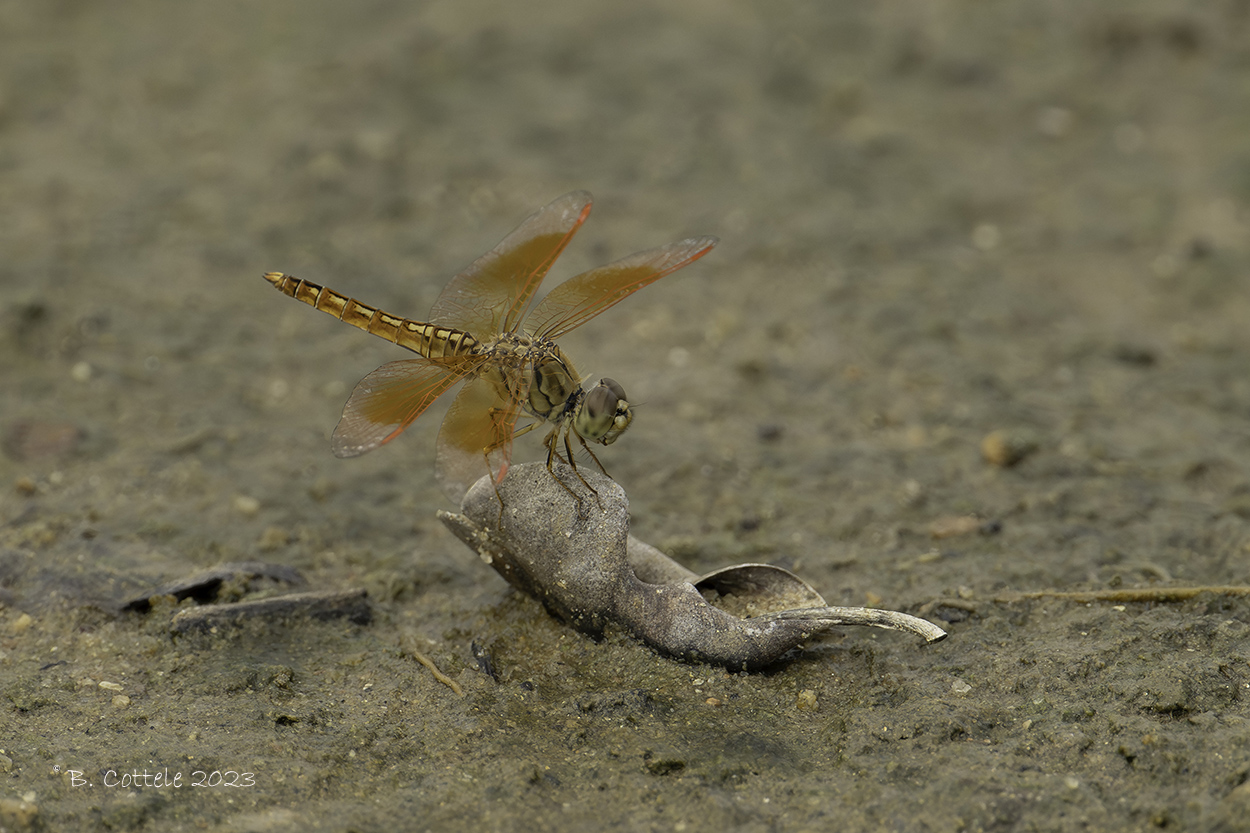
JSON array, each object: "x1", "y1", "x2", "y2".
[{"x1": 480, "y1": 332, "x2": 583, "y2": 424}]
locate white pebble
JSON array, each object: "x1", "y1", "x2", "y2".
[{"x1": 234, "y1": 495, "x2": 261, "y2": 516}]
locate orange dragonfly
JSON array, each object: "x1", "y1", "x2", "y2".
[{"x1": 264, "y1": 191, "x2": 717, "y2": 502}]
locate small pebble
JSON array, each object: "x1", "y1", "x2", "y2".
[
  {"x1": 234, "y1": 495, "x2": 261, "y2": 516},
  {"x1": 796, "y1": 689, "x2": 818, "y2": 710},
  {"x1": 981, "y1": 429, "x2": 1038, "y2": 467},
  {"x1": 257, "y1": 526, "x2": 291, "y2": 552},
  {"x1": 308, "y1": 477, "x2": 337, "y2": 502},
  {"x1": 951, "y1": 679, "x2": 972, "y2": 695},
  {"x1": 8, "y1": 614, "x2": 33, "y2": 635},
  {"x1": 111, "y1": 695, "x2": 130, "y2": 708},
  {"x1": 0, "y1": 798, "x2": 38, "y2": 828},
  {"x1": 929, "y1": 515, "x2": 981, "y2": 539},
  {"x1": 98, "y1": 681, "x2": 123, "y2": 692}
]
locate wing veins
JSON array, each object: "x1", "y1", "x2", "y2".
[
  {"x1": 428, "y1": 192, "x2": 593, "y2": 337},
  {"x1": 529, "y1": 236, "x2": 717, "y2": 339},
  {"x1": 331, "y1": 357, "x2": 485, "y2": 458}
]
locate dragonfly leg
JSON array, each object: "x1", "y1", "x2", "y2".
[
  {"x1": 576, "y1": 433, "x2": 610, "y2": 476},
  {"x1": 563, "y1": 429, "x2": 603, "y2": 509},
  {"x1": 481, "y1": 405, "x2": 526, "y2": 522},
  {"x1": 484, "y1": 448, "x2": 507, "y2": 526},
  {"x1": 509, "y1": 420, "x2": 540, "y2": 441},
  {"x1": 543, "y1": 428, "x2": 601, "y2": 510}
]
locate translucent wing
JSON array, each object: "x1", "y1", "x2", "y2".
[
  {"x1": 527, "y1": 236, "x2": 718, "y2": 340},
  {"x1": 435, "y1": 375, "x2": 525, "y2": 501},
  {"x1": 428, "y1": 191, "x2": 593, "y2": 337},
  {"x1": 331, "y1": 358, "x2": 482, "y2": 458}
]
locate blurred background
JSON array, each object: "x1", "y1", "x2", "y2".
[{"x1": 3, "y1": 0, "x2": 1250, "y2": 829}]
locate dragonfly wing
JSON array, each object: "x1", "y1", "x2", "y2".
[
  {"x1": 429, "y1": 191, "x2": 593, "y2": 337},
  {"x1": 331, "y1": 359, "x2": 473, "y2": 458},
  {"x1": 435, "y1": 374, "x2": 524, "y2": 502},
  {"x1": 528, "y1": 236, "x2": 717, "y2": 340}
]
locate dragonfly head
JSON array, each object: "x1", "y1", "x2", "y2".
[{"x1": 574, "y1": 378, "x2": 633, "y2": 445}]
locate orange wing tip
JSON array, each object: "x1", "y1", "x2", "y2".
[{"x1": 331, "y1": 419, "x2": 412, "y2": 459}]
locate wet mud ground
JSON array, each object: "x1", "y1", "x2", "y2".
[{"x1": 3, "y1": 1, "x2": 1250, "y2": 830}]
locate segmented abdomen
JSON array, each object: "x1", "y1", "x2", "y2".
[{"x1": 263, "y1": 272, "x2": 479, "y2": 359}]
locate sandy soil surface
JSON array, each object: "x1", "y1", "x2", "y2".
[{"x1": 3, "y1": 1, "x2": 1250, "y2": 830}]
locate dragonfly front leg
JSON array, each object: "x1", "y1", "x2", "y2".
[
  {"x1": 562, "y1": 427, "x2": 604, "y2": 509},
  {"x1": 575, "y1": 433, "x2": 610, "y2": 477},
  {"x1": 543, "y1": 427, "x2": 602, "y2": 510}
]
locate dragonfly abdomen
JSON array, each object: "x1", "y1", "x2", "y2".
[{"x1": 263, "y1": 272, "x2": 479, "y2": 359}]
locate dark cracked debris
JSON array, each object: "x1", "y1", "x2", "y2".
[
  {"x1": 122, "y1": 560, "x2": 305, "y2": 613},
  {"x1": 169, "y1": 588, "x2": 371, "y2": 634}
]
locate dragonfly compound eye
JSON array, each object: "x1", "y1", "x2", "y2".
[
  {"x1": 575, "y1": 379, "x2": 633, "y2": 444},
  {"x1": 600, "y1": 377, "x2": 627, "y2": 402}
]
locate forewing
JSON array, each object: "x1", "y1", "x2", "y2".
[
  {"x1": 527, "y1": 236, "x2": 717, "y2": 339},
  {"x1": 331, "y1": 358, "x2": 476, "y2": 458},
  {"x1": 435, "y1": 375, "x2": 523, "y2": 502},
  {"x1": 428, "y1": 191, "x2": 593, "y2": 337}
]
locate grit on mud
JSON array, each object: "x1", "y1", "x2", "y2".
[{"x1": 3, "y1": 2, "x2": 1250, "y2": 831}]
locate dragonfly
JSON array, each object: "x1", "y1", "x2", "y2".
[{"x1": 263, "y1": 191, "x2": 717, "y2": 503}]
